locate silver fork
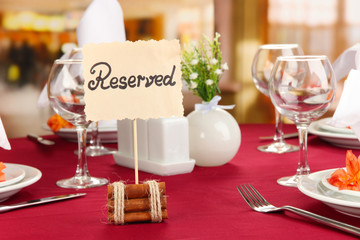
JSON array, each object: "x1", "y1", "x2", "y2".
[{"x1": 236, "y1": 184, "x2": 360, "y2": 237}]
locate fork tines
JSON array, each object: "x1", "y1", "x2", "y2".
[{"x1": 236, "y1": 184, "x2": 268, "y2": 209}]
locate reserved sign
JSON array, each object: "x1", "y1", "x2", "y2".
[{"x1": 83, "y1": 40, "x2": 184, "y2": 121}]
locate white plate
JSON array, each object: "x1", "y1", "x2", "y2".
[
  {"x1": 0, "y1": 163, "x2": 42, "y2": 202},
  {"x1": 316, "y1": 118, "x2": 354, "y2": 135},
  {"x1": 0, "y1": 164, "x2": 25, "y2": 188},
  {"x1": 298, "y1": 169, "x2": 360, "y2": 218},
  {"x1": 308, "y1": 118, "x2": 360, "y2": 149},
  {"x1": 43, "y1": 121, "x2": 118, "y2": 143}
]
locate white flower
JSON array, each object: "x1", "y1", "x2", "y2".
[
  {"x1": 190, "y1": 81, "x2": 198, "y2": 89},
  {"x1": 191, "y1": 59, "x2": 199, "y2": 65},
  {"x1": 210, "y1": 58, "x2": 218, "y2": 65},
  {"x1": 215, "y1": 69, "x2": 222, "y2": 75},
  {"x1": 205, "y1": 79, "x2": 214, "y2": 86},
  {"x1": 221, "y1": 62, "x2": 229, "y2": 70},
  {"x1": 190, "y1": 73, "x2": 198, "y2": 80}
]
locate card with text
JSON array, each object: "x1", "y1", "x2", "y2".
[{"x1": 83, "y1": 40, "x2": 184, "y2": 121}]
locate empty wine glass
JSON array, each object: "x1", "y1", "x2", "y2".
[
  {"x1": 47, "y1": 58, "x2": 109, "y2": 188},
  {"x1": 269, "y1": 55, "x2": 336, "y2": 187},
  {"x1": 68, "y1": 48, "x2": 116, "y2": 157},
  {"x1": 86, "y1": 121, "x2": 117, "y2": 156},
  {"x1": 252, "y1": 44, "x2": 303, "y2": 153}
]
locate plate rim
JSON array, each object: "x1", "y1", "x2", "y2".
[
  {"x1": 42, "y1": 123, "x2": 117, "y2": 133},
  {"x1": 316, "y1": 118, "x2": 354, "y2": 135},
  {"x1": 297, "y1": 169, "x2": 360, "y2": 209},
  {"x1": 42, "y1": 123, "x2": 118, "y2": 143},
  {"x1": 0, "y1": 164, "x2": 26, "y2": 188},
  {"x1": 0, "y1": 163, "x2": 42, "y2": 193},
  {"x1": 309, "y1": 118, "x2": 357, "y2": 140}
]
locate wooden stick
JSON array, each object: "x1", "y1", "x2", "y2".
[{"x1": 133, "y1": 119, "x2": 139, "y2": 184}]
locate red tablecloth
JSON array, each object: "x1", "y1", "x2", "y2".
[{"x1": 0, "y1": 124, "x2": 359, "y2": 239}]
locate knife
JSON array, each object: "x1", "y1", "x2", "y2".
[
  {"x1": 259, "y1": 132, "x2": 299, "y2": 140},
  {"x1": 27, "y1": 134, "x2": 55, "y2": 146},
  {"x1": 0, "y1": 193, "x2": 86, "y2": 213}
]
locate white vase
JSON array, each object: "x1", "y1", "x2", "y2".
[{"x1": 187, "y1": 104, "x2": 241, "y2": 167}]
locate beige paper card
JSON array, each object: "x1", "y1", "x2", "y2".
[{"x1": 82, "y1": 40, "x2": 184, "y2": 121}]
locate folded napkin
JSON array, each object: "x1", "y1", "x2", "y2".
[
  {"x1": 332, "y1": 43, "x2": 360, "y2": 81},
  {"x1": 37, "y1": 0, "x2": 126, "y2": 107},
  {"x1": 0, "y1": 118, "x2": 10, "y2": 150},
  {"x1": 77, "y1": 0, "x2": 126, "y2": 47},
  {"x1": 328, "y1": 43, "x2": 360, "y2": 140}
]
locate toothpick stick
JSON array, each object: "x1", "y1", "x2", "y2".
[{"x1": 133, "y1": 119, "x2": 139, "y2": 184}]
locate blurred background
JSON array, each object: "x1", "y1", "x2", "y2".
[{"x1": 0, "y1": 0, "x2": 358, "y2": 138}]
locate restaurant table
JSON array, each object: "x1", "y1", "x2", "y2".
[{"x1": 0, "y1": 123, "x2": 359, "y2": 240}]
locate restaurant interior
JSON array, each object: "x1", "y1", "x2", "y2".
[
  {"x1": 0, "y1": 0, "x2": 358, "y2": 138},
  {"x1": 2, "y1": 1, "x2": 360, "y2": 238}
]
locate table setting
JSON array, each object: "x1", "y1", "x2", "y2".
[
  {"x1": 1, "y1": 0, "x2": 360, "y2": 239},
  {"x1": 1, "y1": 123, "x2": 360, "y2": 239}
]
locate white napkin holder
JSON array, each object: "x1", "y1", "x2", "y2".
[{"x1": 113, "y1": 117, "x2": 195, "y2": 176}]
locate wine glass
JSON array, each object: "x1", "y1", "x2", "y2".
[
  {"x1": 252, "y1": 44, "x2": 303, "y2": 153},
  {"x1": 86, "y1": 121, "x2": 117, "y2": 156},
  {"x1": 269, "y1": 55, "x2": 336, "y2": 187},
  {"x1": 67, "y1": 48, "x2": 116, "y2": 157},
  {"x1": 47, "y1": 58, "x2": 109, "y2": 188}
]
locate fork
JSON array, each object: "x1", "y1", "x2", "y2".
[{"x1": 236, "y1": 184, "x2": 360, "y2": 237}]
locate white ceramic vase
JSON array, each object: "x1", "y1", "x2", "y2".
[{"x1": 187, "y1": 103, "x2": 241, "y2": 167}]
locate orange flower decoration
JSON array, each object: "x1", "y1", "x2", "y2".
[
  {"x1": 327, "y1": 150, "x2": 360, "y2": 191},
  {"x1": 0, "y1": 162, "x2": 6, "y2": 182},
  {"x1": 47, "y1": 114, "x2": 75, "y2": 132},
  {"x1": 47, "y1": 95, "x2": 79, "y2": 132}
]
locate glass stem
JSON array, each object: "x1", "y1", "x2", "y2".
[
  {"x1": 75, "y1": 126, "x2": 90, "y2": 180},
  {"x1": 274, "y1": 108, "x2": 284, "y2": 143},
  {"x1": 296, "y1": 125, "x2": 310, "y2": 176},
  {"x1": 90, "y1": 121, "x2": 101, "y2": 148},
  {"x1": 89, "y1": 122, "x2": 95, "y2": 147},
  {"x1": 95, "y1": 122, "x2": 102, "y2": 147}
]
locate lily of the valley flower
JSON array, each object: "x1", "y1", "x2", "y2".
[
  {"x1": 222, "y1": 62, "x2": 229, "y2": 70},
  {"x1": 190, "y1": 81, "x2": 198, "y2": 89},
  {"x1": 210, "y1": 58, "x2": 218, "y2": 65},
  {"x1": 205, "y1": 79, "x2": 214, "y2": 86},
  {"x1": 191, "y1": 59, "x2": 199, "y2": 65},
  {"x1": 190, "y1": 72, "x2": 198, "y2": 80},
  {"x1": 215, "y1": 69, "x2": 222, "y2": 75}
]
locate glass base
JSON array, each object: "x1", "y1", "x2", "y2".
[
  {"x1": 74, "y1": 146, "x2": 117, "y2": 157},
  {"x1": 56, "y1": 176, "x2": 108, "y2": 189},
  {"x1": 257, "y1": 142, "x2": 299, "y2": 154},
  {"x1": 86, "y1": 146, "x2": 117, "y2": 157},
  {"x1": 277, "y1": 175, "x2": 302, "y2": 187}
]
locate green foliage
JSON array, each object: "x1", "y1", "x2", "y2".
[{"x1": 181, "y1": 33, "x2": 228, "y2": 102}]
